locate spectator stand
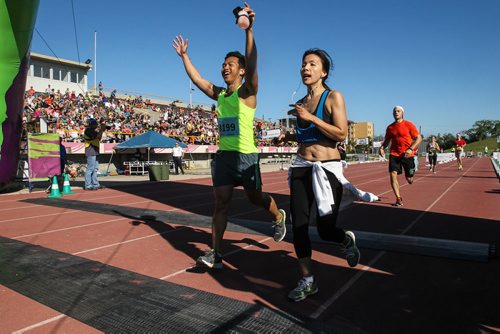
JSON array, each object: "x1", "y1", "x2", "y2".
[{"x1": 22, "y1": 87, "x2": 302, "y2": 177}]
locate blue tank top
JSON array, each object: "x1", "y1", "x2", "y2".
[{"x1": 295, "y1": 89, "x2": 330, "y2": 143}]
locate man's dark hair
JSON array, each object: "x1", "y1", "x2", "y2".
[{"x1": 225, "y1": 51, "x2": 245, "y2": 68}]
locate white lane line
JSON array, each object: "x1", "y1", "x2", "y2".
[
  {"x1": 7, "y1": 189, "x2": 282, "y2": 241},
  {"x1": 11, "y1": 314, "x2": 67, "y2": 334},
  {"x1": 71, "y1": 226, "x2": 189, "y2": 255},
  {"x1": 11, "y1": 218, "x2": 127, "y2": 239},
  {"x1": 229, "y1": 187, "x2": 290, "y2": 218},
  {"x1": 70, "y1": 200, "x2": 281, "y2": 256},
  {"x1": 400, "y1": 172, "x2": 466, "y2": 235},
  {"x1": 0, "y1": 190, "x2": 202, "y2": 213},
  {"x1": 0, "y1": 210, "x2": 81, "y2": 223},
  {"x1": 0, "y1": 180, "x2": 214, "y2": 211},
  {"x1": 310, "y1": 252, "x2": 386, "y2": 319},
  {"x1": 1, "y1": 174, "x2": 286, "y2": 219},
  {"x1": 12, "y1": 235, "x2": 272, "y2": 333},
  {"x1": 0, "y1": 200, "x2": 151, "y2": 223},
  {"x1": 0, "y1": 204, "x2": 44, "y2": 212},
  {"x1": 159, "y1": 237, "x2": 272, "y2": 280},
  {"x1": 310, "y1": 159, "x2": 480, "y2": 319}
]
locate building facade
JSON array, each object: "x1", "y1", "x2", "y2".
[
  {"x1": 348, "y1": 122, "x2": 374, "y2": 142},
  {"x1": 26, "y1": 52, "x2": 92, "y2": 94}
]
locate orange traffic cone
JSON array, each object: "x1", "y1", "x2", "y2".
[
  {"x1": 47, "y1": 176, "x2": 62, "y2": 198},
  {"x1": 61, "y1": 173, "x2": 74, "y2": 195}
]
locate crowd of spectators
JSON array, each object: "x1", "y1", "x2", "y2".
[{"x1": 22, "y1": 85, "x2": 292, "y2": 147}]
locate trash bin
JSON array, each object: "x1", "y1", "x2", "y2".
[
  {"x1": 148, "y1": 164, "x2": 162, "y2": 181},
  {"x1": 160, "y1": 162, "x2": 169, "y2": 180}
]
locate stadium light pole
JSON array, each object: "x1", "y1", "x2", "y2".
[
  {"x1": 94, "y1": 30, "x2": 97, "y2": 93},
  {"x1": 189, "y1": 80, "x2": 193, "y2": 107}
]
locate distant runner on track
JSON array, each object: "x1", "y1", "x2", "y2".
[
  {"x1": 379, "y1": 106, "x2": 422, "y2": 207},
  {"x1": 454, "y1": 133, "x2": 466, "y2": 171},
  {"x1": 426, "y1": 135, "x2": 441, "y2": 174}
]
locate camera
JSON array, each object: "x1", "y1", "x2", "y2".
[
  {"x1": 232, "y1": 6, "x2": 244, "y2": 18},
  {"x1": 232, "y1": 6, "x2": 252, "y2": 29}
]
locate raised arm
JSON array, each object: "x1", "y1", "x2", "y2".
[
  {"x1": 172, "y1": 35, "x2": 222, "y2": 101},
  {"x1": 242, "y1": 3, "x2": 257, "y2": 95}
]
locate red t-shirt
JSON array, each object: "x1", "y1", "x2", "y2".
[
  {"x1": 384, "y1": 120, "x2": 419, "y2": 157},
  {"x1": 455, "y1": 139, "x2": 466, "y2": 151}
]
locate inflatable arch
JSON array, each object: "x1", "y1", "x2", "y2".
[{"x1": 0, "y1": 0, "x2": 39, "y2": 187}]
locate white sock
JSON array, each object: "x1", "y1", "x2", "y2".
[{"x1": 304, "y1": 275, "x2": 314, "y2": 284}]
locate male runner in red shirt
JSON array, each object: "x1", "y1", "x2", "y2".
[{"x1": 379, "y1": 106, "x2": 422, "y2": 207}]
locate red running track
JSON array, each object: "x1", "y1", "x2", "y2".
[{"x1": 1, "y1": 156, "x2": 499, "y2": 333}]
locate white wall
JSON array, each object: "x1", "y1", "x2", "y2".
[
  {"x1": 25, "y1": 57, "x2": 89, "y2": 94},
  {"x1": 26, "y1": 76, "x2": 88, "y2": 95}
]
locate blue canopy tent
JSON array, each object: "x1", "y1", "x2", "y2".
[
  {"x1": 107, "y1": 131, "x2": 187, "y2": 173},
  {"x1": 115, "y1": 131, "x2": 187, "y2": 150}
]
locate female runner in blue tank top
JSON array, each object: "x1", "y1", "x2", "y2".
[{"x1": 276, "y1": 49, "x2": 363, "y2": 302}]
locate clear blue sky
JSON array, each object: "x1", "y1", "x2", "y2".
[{"x1": 31, "y1": 0, "x2": 499, "y2": 137}]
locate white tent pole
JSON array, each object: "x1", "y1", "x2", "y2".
[{"x1": 106, "y1": 150, "x2": 114, "y2": 175}]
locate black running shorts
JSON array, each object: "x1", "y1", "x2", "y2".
[
  {"x1": 389, "y1": 154, "x2": 416, "y2": 177},
  {"x1": 211, "y1": 151, "x2": 262, "y2": 190}
]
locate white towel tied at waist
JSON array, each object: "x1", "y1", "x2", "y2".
[
  {"x1": 290, "y1": 156, "x2": 379, "y2": 216},
  {"x1": 290, "y1": 157, "x2": 342, "y2": 216}
]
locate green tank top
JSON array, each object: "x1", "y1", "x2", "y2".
[{"x1": 217, "y1": 87, "x2": 258, "y2": 153}]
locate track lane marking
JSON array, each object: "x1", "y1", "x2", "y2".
[
  {"x1": 11, "y1": 314, "x2": 67, "y2": 334},
  {"x1": 310, "y1": 159, "x2": 481, "y2": 319}
]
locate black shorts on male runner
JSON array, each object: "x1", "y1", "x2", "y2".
[
  {"x1": 389, "y1": 154, "x2": 416, "y2": 177},
  {"x1": 211, "y1": 151, "x2": 262, "y2": 190}
]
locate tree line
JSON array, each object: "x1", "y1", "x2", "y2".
[{"x1": 431, "y1": 120, "x2": 499, "y2": 150}]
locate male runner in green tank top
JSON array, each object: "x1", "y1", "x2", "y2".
[{"x1": 172, "y1": 3, "x2": 286, "y2": 269}]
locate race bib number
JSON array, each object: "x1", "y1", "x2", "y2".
[{"x1": 218, "y1": 117, "x2": 239, "y2": 136}]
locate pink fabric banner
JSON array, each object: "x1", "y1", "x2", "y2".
[{"x1": 28, "y1": 133, "x2": 61, "y2": 179}]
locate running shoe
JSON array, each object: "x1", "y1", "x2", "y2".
[
  {"x1": 288, "y1": 277, "x2": 318, "y2": 302},
  {"x1": 392, "y1": 197, "x2": 403, "y2": 207},
  {"x1": 459, "y1": 165, "x2": 463, "y2": 171},
  {"x1": 197, "y1": 249, "x2": 223, "y2": 269},
  {"x1": 272, "y1": 209, "x2": 287, "y2": 242},
  {"x1": 344, "y1": 231, "x2": 361, "y2": 267}
]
